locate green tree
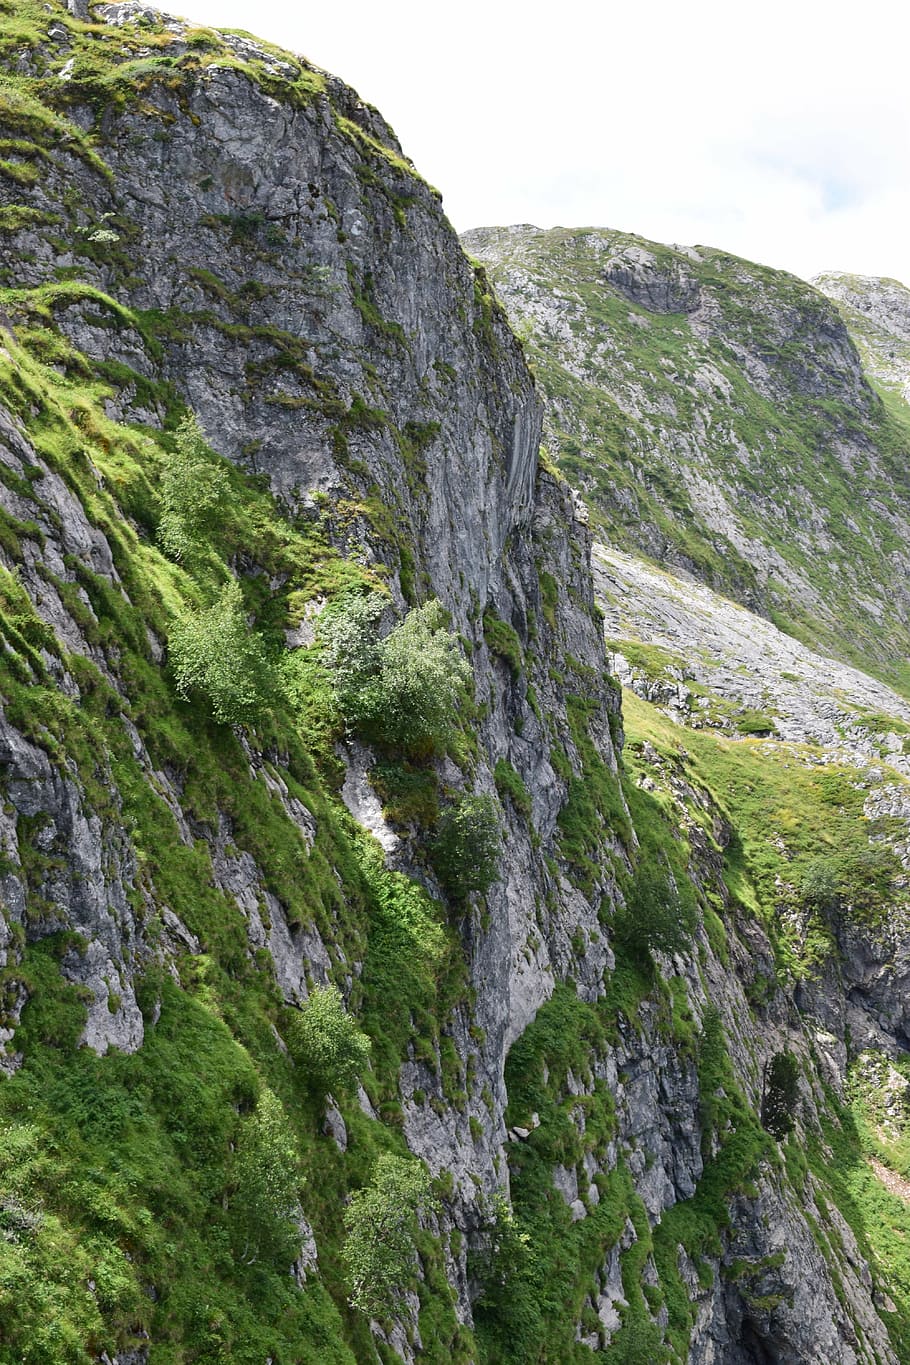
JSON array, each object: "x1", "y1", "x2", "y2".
[
  {"x1": 320, "y1": 594, "x2": 471, "y2": 753},
  {"x1": 377, "y1": 598, "x2": 471, "y2": 749},
  {"x1": 614, "y1": 861, "x2": 696, "y2": 967},
  {"x1": 761, "y1": 1050, "x2": 800, "y2": 1140},
  {"x1": 169, "y1": 578, "x2": 272, "y2": 724},
  {"x1": 319, "y1": 592, "x2": 385, "y2": 728},
  {"x1": 157, "y1": 412, "x2": 229, "y2": 562},
  {"x1": 230, "y1": 1091, "x2": 301, "y2": 1266},
  {"x1": 342, "y1": 1153, "x2": 436, "y2": 1319},
  {"x1": 432, "y1": 793, "x2": 501, "y2": 899},
  {"x1": 287, "y1": 984, "x2": 371, "y2": 1094}
]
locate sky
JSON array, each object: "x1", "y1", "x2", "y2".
[{"x1": 159, "y1": 0, "x2": 910, "y2": 285}]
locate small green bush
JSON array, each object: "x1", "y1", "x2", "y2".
[
  {"x1": 169, "y1": 578, "x2": 273, "y2": 725},
  {"x1": 761, "y1": 1050, "x2": 800, "y2": 1140},
  {"x1": 342, "y1": 1152, "x2": 436, "y2": 1319},
  {"x1": 321, "y1": 594, "x2": 471, "y2": 754},
  {"x1": 613, "y1": 861, "x2": 696, "y2": 966},
  {"x1": 287, "y1": 984, "x2": 371, "y2": 1094},
  {"x1": 471, "y1": 1194, "x2": 539, "y2": 1355},
  {"x1": 494, "y1": 758, "x2": 532, "y2": 819},
  {"x1": 432, "y1": 793, "x2": 501, "y2": 899},
  {"x1": 371, "y1": 759, "x2": 439, "y2": 826},
  {"x1": 157, "y1": 412, "x2": 229, "y2": 562},
  {"x1": 483, "y1": 607, "x2": 523, "y2": 677},
  {"x1": 735, "y1": 710, "x2": 777, "y2": 736},
  {"x1": 798, "y1": 847, "x2": 900, "y2": 924},
  {"x1": 798, "y1": 855, "x2": 841, "y2": 913}
]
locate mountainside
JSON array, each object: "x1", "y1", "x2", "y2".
[
  {"x1": 815, "y1": 271, "x2": 910, "y2": 405},
  {"x1": 463, "y1": 225, "x2": 910, "y2": 693},
  {"x1": 2, "y1": 5, "x2": 910, "y2": 1364}
]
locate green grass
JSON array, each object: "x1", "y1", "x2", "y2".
[
  {"x1": 0, "y1": 949, "x2": 359, "y2": 1365},
  {"x1": 621, "y1": 689, "x2": 906, "y2": 977},
  {"x1": 494, "y1": 758, "x2": 532, "y2": 820},
  {"x1": 803, "y1": 1078, "x2": 910, "y2": 1362},
  {"x1": 483, "y1": 607, "x2": 524, "y2": 677},
  {"x1": 555, "y1": 692, "x2": 631, "y2": 894}
]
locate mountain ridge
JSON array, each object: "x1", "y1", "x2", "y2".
[{"x1": 464, "y1": 222, "x2": 910, "y2": 694}]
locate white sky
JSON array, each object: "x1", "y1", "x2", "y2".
[{"x1": 160, "y1": 0, "x2": 910, "y2": 285}]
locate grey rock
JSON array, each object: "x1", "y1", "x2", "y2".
[
  {"x1": 340, "y1": 741, "x2": 399, "y2": 855},
  {"x1": 323, "y1": 1099, "x2": 348, "y2": 1152},
  {"x1": 291, "y1": 1209, "x2": 319, "y2": 1287}
]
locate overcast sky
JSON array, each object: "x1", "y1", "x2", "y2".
[{"x1": 161, "y1": 0, "x2": 910, "y2": 286}]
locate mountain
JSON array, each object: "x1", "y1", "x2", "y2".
[
  {"x1": 815, "y1": 270, "x2": 910, "y2": 403},
  {"x1": 1, "y1": 4, "x2": 910, "y2": 1363},
  {"x1": 463, "y1": 225, "x2": 910, "y2": 693}
]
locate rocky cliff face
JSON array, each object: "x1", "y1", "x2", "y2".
[{"x1": 1, "y1": 5, "x2": 909, "y2": 1364}]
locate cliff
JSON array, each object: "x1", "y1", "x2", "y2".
[{"x1": 0, "y1": 5, "x2": 908, "y2": 1363}]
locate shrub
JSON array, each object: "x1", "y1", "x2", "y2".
[
  {"x1": 735, "y1": 710, "x2": 777, "y2": 736},
  {"x1": 342, "y1": 1152, "x2": 436, "y2": 1319},
  {"x1": 287, "y1": 984, "x2": 371, "y2": 1094},
  {"x1": 483, "y1": 607, "x2": 523, "y2": 677},
  {"x1": 320, "y1": 594, "x2": 471, "y2": 754},
  {"x1": 799, "y1": 855, "x2": 841, "y2": 913},
  {"x1": 798, "y1": 847, "x2": 900, "y2": 923},
  {"x1": 432, "y1": 793, "x2": 501, "y2": 899},
  {"x1": 761, "y1": 1050, "x2": 800, "y2": 1140},
  {"x1": 157, "y1": 412, "x2": 229, "y2": 562},
  {"x1": 169, "y1": 578, "x2": 273, "y2": 724},
  {"x1": 613, "y1": 861, "x2": 696, "y2": 967},
  {"x1": 471, "y1": 1194, "x2": 539, "y2": 1358}
]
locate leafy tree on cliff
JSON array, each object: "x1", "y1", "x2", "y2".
[
  {"x1": 342, "y1": 1152, "x2": 436, "y2": 1319},
  {"x1": 320, "y1": 594, "x2": 470, "y2": 754},
  {"x1": 157, "y1": 412, "x2": 229, "y2": 563}
]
